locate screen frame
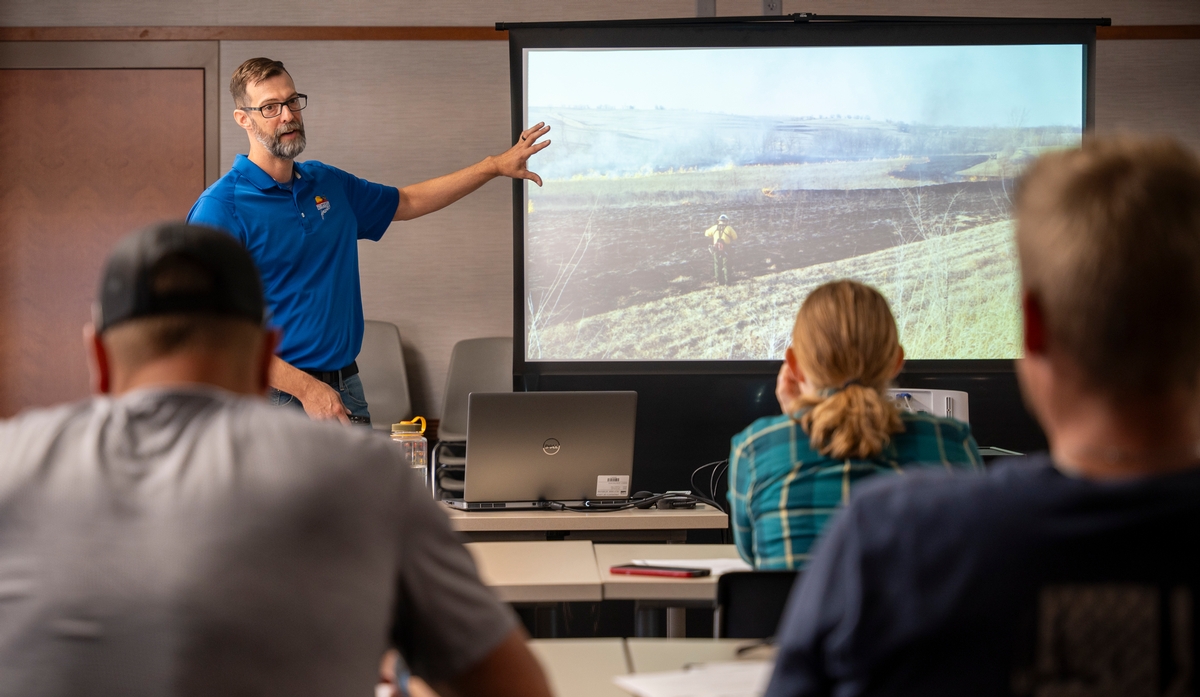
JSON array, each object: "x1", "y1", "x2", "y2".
[{"x1": 509, "y1": 19, "x2": 1098, "y2": 377}]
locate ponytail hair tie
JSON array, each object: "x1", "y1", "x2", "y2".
[{"x1": 817, "y1": 378, "x2": 863, "y2": 398}]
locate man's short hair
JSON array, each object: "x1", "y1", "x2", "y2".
[
  {"x1": 1015, "y1": 137, "x2": 1200, "y2": 396},
  {"x1": 230, "y1": 57, "x2": 289, "y2": 107},
  {"x1": 103, "y1": 314, "x2": 264, "y2": 375}
]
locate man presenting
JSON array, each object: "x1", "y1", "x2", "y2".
[
  {"x1": 765, "y1": 137, "x2": 1200, "y2": 695},
  {"x1": 188, "y1": 57, "x2": 549, "y2": 423},
  {"x1": 0, "y1": 222, "x2": 552, "y2": 697}
]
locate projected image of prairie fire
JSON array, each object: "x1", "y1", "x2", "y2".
[{"x1": 523, "y1": 44, "x2": 1084, "y2": 361}]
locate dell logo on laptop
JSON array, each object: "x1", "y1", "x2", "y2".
[{"x1": 542, "y1": 438, "x2": 561, "y2": 455}]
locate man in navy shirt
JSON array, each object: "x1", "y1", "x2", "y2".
[
  {"x1": 189, "y1": 57, "x2": 549, "y2": 423},
  {"x1": 766, "y1": 137, "x2": 1200, "y2": 696}
]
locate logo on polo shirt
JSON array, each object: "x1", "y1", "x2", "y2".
[{"x1": 315, "y1": 195, "x2": 331, "y2": 219}]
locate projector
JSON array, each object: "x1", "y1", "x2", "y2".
[{"x1": 886, "y1": 389, "x2": 969, "y2": 425}]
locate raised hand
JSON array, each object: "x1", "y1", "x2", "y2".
[{"x1": 492, "y1": 122, "x2": 551, "y2": 186}]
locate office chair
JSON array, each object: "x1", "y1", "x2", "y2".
[
  {"x1": 433, "y1": 337, "x2": 513, "y2": 497},
  {"x1": 356, "y1": 320, "x2": 413, "y2": 432},
  {"x1": 714, "y1": 570, "x2": 800, "y2": 639}
]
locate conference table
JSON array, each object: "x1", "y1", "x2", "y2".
[
  {"x1": 595, "y1": 543, "x2": 743, "y2": 638},
  {"x1": 466, "y1": 540, "x2": 603, "y2": 603},
  {"x1": 527, "y1": 637, "x2": 772, "y2": 697},
  {"x1": 465, "y1": 540, "x2": 746, "y2": 637},
  {"x1": 445, "y1": 503, "x2": 729, "y2": 542}
]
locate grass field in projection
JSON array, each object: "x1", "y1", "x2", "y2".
[
  {"x1": 531, "y1": 219, "x2": 1019, "y2": 361},
  {"x1": 523, "y1": 113, "x2": 1071, "y2": 360}
]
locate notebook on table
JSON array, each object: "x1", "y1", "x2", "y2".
[{"x1": 444, "y1": 391, "x2": 637, "y2": 511}]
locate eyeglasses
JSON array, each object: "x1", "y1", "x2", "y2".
[{"x1": 240, "y1": 94, "x2": 307, "y2": 119}]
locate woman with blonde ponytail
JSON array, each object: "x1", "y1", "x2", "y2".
[{"x1": 728, "y1": 280, "x2": 981, "y2": 570}]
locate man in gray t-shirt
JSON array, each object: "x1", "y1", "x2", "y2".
[{"x1": 0, "y1": 223, "x2": 550, "y2": 697}]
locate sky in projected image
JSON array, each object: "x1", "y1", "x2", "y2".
[{"x1": 526, "y1": 44, "x2": 1084, "y2": 129}]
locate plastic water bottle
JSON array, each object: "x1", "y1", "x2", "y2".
[{"x1": 391, "y1": 416, "x2": 428, "y2": 488}]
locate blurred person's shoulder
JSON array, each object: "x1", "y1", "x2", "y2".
[
  {"x1": 847, "y1": 452, "x2": 1200, "y2": 540},
  {"x1": 831, "y1": 454, "x2": 1200, "y2": 603},
  {"x1": 207, "y1": 389, "x2": 406, "y2": 477},
  {"x1": 0, "y1": 388, "x2": 406, "y2": 495},
  {"x1": 852, "y1": 454, "x2": 1051, "y2": 511},
  {"x1": 0, "y1": 398, "x2": 105, "y2": 473},
  {"x1": 844, "y1": 455, "x2": 1051, "y2": 537},
  {"x1": 825, "y1": 456, "x2": 1056, "y2": 574},
  {"x1": 127, "y1": 389, "x2": 419, "y2": 527}
]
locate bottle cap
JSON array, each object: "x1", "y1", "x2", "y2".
[{"x1": 391, "y1": 416, "x2": 427, "y2": 434}]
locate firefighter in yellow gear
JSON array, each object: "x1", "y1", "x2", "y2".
[{"x1": 704, "y1": 214, "x2": 738, "y2": 285}]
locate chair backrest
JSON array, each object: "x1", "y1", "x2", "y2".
[
  {"x1": 716, "y1": 570, "x2": 801, "y2": 639},
  {"x1": 357, "y1": 320, "x2": 413, "y2": 431},
  {"x1": 438, "y1": 337, "x2": 513, "y2": 442}
]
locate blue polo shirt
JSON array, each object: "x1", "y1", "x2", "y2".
[{"x1": 187, "y1": 155, "x2": 399, "y2": 371}]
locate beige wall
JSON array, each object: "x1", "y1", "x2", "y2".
[
  {"x1": 1096, "y1": 40, "x2": 1200, "y2": 143},
  {"x1": 4, "y1": 0, "x2": 1199, "y2": 416}
]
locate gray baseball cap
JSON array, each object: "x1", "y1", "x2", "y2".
[{"x1": 95, "y1": 222, "x2": 265, "y2": 333}]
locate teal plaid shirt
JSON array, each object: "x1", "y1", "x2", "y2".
[{"x1": 728, "y1": 410, "x2": 982, "y2": 570}]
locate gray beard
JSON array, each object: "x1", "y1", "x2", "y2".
[{"x1": 252, "y1": 121, "x2": 306, "y2": 160}]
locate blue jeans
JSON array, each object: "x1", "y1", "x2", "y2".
[{"x1": 268, "y1": 372, "x2": 372, "y2": 422}]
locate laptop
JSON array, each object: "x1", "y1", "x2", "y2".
[{"x1": 444, "y1": 391, "x2": 638, "y2": 510}]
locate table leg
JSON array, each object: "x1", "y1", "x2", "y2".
[
  {"x1": 634, "y1": 603, "x2": 664, "y2": 637},
  {"x1": 666, "y1": 607, "x2": 686, "y2": 638},
  {"x1": 534, "y1": 604, "x2": 561, "y2": 638}
]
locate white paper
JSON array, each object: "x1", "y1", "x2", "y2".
[
  {"x1": 613, "y1": 660, "x2": 773, "y2": 697},
  {"x1": 631, "y1": 558, "x2": 753, "y2": 576}
]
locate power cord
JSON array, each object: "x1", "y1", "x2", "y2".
[
  {"x1": 690, "y1": 459, "x2": 729, "y2": 513},
  {"x1": 710, "y1": 460, "x2": 728, "y2": 510},
  {"x1": 537, "y1": 459, "x2": 733, "y2": 513},
  {"x1": 545, "y1": 491, "x2": 723, "y2": 513}
]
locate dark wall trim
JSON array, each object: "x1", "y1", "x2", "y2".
[
  {"x1": 0, "y1": 25, "x2": 1196, "y2": 42},
  {"x1": 0, "y1": 26, "x2": 507, "y2": 41},
  {"x1": 1097, "y1": 25, "x2": 1200, "y2": 40}
]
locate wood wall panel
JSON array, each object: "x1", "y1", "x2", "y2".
[{"x1": 0, "y1": 69, "x2": 206, "y2": 415}]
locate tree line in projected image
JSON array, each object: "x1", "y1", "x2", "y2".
[{"x1": 523, "y1": 107, "x2": 1080, "y2": 362}]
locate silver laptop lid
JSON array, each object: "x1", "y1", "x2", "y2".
[{"x1": 464, "y1": 391, "x2": 637, "y2": 503}]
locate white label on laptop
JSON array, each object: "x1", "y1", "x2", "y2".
[{"x1": 596, "y1": 475, "x2": 630, "y2": 498}]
